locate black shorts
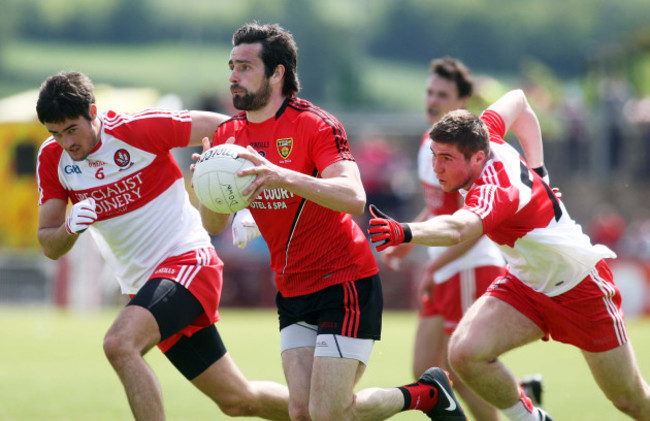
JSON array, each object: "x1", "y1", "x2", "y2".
[
  {"x1": 127, "y1": 278, "x2": 227, "y2": 379},
  {"x1": 276, "y1": 274, "x2": 383, "y2": 340}
]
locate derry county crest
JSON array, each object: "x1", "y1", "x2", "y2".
[{"x1": 276, "y1": 138, "x2": 293, "y2": 159}]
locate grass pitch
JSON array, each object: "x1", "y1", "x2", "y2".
[{"x1": 1, "y1": 306, "x2": 649, "y2": 420}]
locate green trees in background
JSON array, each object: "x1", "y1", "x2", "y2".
[{"x1": 2, "y1": 0, "x2": 650, "y2": 105}]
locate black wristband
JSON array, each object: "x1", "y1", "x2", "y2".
[
  {"x1": 532, "y1": 165, "x2": 548, "y2": 178},
  {"x1": 401, "y1": 223, "x2": 412, "y2": 243}
]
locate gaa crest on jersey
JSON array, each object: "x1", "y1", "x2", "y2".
[
  {"x1": 276, "y1": 138, "x2": 293, "y2": 159},
  {"x1": 114, "y1": 149, "x2": 131, "y2": 168}
]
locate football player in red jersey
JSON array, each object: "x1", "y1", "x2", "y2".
[
  {"x1": 36, "y1": 71, "x2": 291, "y2": 420},
  {"x1": 369, "y1": 89, "x2": 650, "y2": 421},
  {"x1": 196, "y1": 22, "x2": 467, "y2": 421}
]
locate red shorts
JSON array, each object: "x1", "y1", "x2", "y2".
[
  {"x1": 486, "y1": 260, "x2": 628, "y2": 352},
  {"x1": 138, "y1": 247, "x2": 224, "y2": 353},
  {"x1": 420, "y1": 265, "x2": 505, "y2": 335}
]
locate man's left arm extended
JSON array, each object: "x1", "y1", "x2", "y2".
[{"x1": 368, "y1": 205, "x2": 484, "y2": 251}]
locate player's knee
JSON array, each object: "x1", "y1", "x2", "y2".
[
  {"x1": 218, "y1": 401, "x2": 254, "y2": 417},
  {"x1": 215, "y1": 392, "x2": 256, "y2": 417},
  {"x1": 609, "y1": 394, "x2": 645, "y2": 418},
  {"x1": 103, "y1": 331, "x2": 128, "y2": 363},
  {"x1": 447, "y1": 334, "x2": 479, "y2": 374}
]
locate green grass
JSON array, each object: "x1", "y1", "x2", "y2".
[{"x1": 1, "y1": 306, "x2": 649, "y2": 420}]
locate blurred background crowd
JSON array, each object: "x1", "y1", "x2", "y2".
[{"x1": 1, "y1": 0, "x2": 649, "y2": 316}]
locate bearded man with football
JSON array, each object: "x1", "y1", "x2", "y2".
[
  {"x1": 35, "y1": 70, "x2": 292, "y2": 420},
  {"x1": 196, "y1": 21, "x2": 467, "y2": 421}
]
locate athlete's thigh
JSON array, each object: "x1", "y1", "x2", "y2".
[
  {"x1": 452, "y1": 295, "x2": 544, "y2": 358},
  {"x1": 106, "y1": 304, "x2": 160, "y2": 352},
  {"x1": 282, "y1": 347, "x2": 315, "y2": 410},
  {"x1": 583, "y1": 342, "x2": 650, "y2": 403},
  {"x1": 191, "y1": 352, "x2": 250, "y2": 401}
]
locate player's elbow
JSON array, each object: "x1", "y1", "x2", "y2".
[
  {"x1": 203, "y1": 221, "x2": 226, "y2": 236},
  {"x1": 349, "y1": 195, "x2": 366, "y2": 216},
  {"x1": 41, "y1": 247, "x2": 64, "y2": 261},
  {"x1": 37, "y1": 235, "x2": 65, "y2": 260}
]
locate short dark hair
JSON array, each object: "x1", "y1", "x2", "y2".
[
  {"x1": 232, "y1": 22, "x2": 300, "y2": 97},
  {"x1": 429, "y1": 57, "x2": 473, "y2": 99},
  {"x1": 429, "y1": 109, "x2": 489, "y2": 160},
  {"x1": 36, "y1": 71, "x2": 95, "y2": 124}
]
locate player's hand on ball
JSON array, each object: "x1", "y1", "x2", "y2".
[
  {"x1": 190, "y1": 137, "x2": 213, "y2": 174},
  {"x1": 192, "y1": 142, "x2": 256, "y2": 214},
  {"x1": 231, "y1": 208, "x2": 261, "y2": 249},
  {"x1": 66, "y1": 198, "x2": 97, "y2": 235},
  {"x1": 236, "y1": 145, "x2": 288, "y2": 201},
  {"x1": 367, "y1": 204, "x2": 412, "y2": 252}
]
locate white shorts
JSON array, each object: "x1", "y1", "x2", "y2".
[{"x1": 280, "y1": 321, "x2": 375, "y2": 365}]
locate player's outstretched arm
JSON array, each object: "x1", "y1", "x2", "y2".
[
  {"x1": 187, "y1": 111, "x2": 231, "y2": 147},
  {"x1": 381, "y1": 205, "x2": 431, "y2": 268},
  {"x1": 369, "y1": 205, "x2": 483, "y2": 251},
  {"x1": 487, "y1": 89, "x2": 545, "y2": 171}
]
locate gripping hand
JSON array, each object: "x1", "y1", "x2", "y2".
[
  {"x1": 232, "y1": 208, "x2": 261, "y2": 249},
  {"x1": 65, "y1": 198, "x2": 97, "y2": 235},
  {"x1": 367, "y1": 204, "x2": 412, "y2": 252}
]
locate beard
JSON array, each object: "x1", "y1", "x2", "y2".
[{"x1": 231, "y1": 78, "x2": 272, "y2": 111}]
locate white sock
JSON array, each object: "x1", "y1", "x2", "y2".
[{"x1": 501, "y1": 399, "x2": 542, "y2": 421}]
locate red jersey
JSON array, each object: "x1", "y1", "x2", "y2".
[
  {"x1": 213, "y1": 97, "x2": 378, "y2": 297},
  {"x1": 461, "y1": 110, "x2": 615, "y2": 296}
]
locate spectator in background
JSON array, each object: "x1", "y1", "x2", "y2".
[
  {"x1": 589, "y1": 203, "x2": 627, "y2": 254},
  {"x1": 619, "y1": 209, "x2": 650, "y2": 261},
  {"x1": 354, "y1": 136, "x2": 411, "y2": 222},
  {"x1": 563, "y1": 94, "x2": 589, "y2": 173},
  {"x1": 602, "y1": 77, "x2": 631, "y2": 172}
]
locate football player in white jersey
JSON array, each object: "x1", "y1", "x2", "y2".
[
  {"x1": 35, "y1": 71, "x2": 290, "y2": 420},
  {"x1": 369, "y1": 89, "x2": 650, "y2": 421},
  {"x1": 383, "y1": 57, "x2": 540, "y2": 420}
]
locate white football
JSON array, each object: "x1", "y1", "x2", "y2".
[{"x1": 192, "y1": 144, "x2": 256, "y2": 214}]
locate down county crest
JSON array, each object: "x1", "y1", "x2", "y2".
[{"x1": 276, "y1": 138, "x2": 293, "y2": 159}]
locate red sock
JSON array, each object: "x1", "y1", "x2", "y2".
[{"x1": 398, "y1": 381, "x2": 439, "y2": 413}]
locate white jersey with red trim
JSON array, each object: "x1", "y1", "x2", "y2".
[
  {"x1": 461, "y1": 110, "x2": 615, "y2": 296},
  {"x1": 417, "y1": 132, "x2": 504, "y2": 283},
  {"x1": 37, "y1": 109, "x2": 213, "y2": 294}
]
